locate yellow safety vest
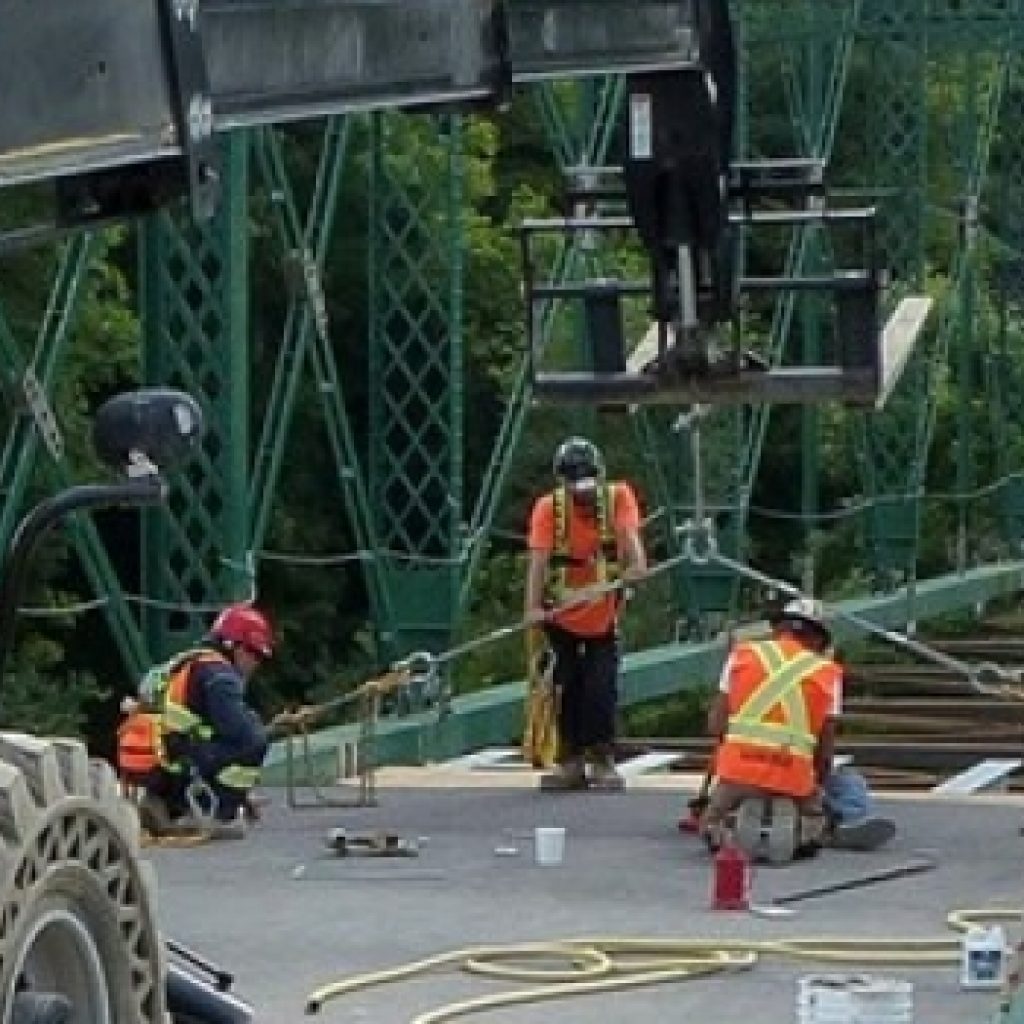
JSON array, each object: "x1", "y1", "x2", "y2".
[{"x1": 546, "y1": 483, "x2": 620, "y2": 603}]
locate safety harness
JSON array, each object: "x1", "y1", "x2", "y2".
[
  {"x1": 161, "y1": 650, "x2": 261, "y2": 790},
  {"x1": 162, "y1": 651, "x2": 226, "y2": 742},
  {"x1": 546, "y1": 483, "x2": 620, "y2": 602},
  {"x1": 724, "y1": 640, "x2": 826, "y2": 757}
]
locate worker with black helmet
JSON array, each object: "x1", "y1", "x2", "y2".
[
  {"x1": 701, "y1": 598, "x2": 894, "y2": 859},
  {"x1": 525, "y1": 437, "x2": 647, "y2": 790},
  {"x1": 139, "y1": 602, "x2": 275, "y2": 838}
]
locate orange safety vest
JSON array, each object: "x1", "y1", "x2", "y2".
[
  {"x1": 117, "y1": 712, "x2": 162, "y2": 778},
  {"x1": 714, "y1": 636, "x2": 840, "y2": 798},
  {"x1": 161, "y1": 651, "x2": 230, "y2": 748}
]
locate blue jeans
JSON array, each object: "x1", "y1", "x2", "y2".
[{"x1": 823, "y1": 767, "x2": 871, "y2": 824}]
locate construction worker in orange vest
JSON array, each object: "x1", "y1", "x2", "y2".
[
  {"x1": 139, "y1": 603, "x2": 275, "y2": 838},
  {"x1": 525, "y1": 437, "x2": 647, "y2": 791},
  {"x1": 701, "y1": 597, "x2": 841, "y2": 859}
]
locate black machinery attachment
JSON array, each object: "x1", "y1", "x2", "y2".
[{"x1": 522, "y1": 3, "x2": 929, "y2": 409}]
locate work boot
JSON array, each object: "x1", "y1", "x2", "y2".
[
  {"x1": 587, "y1": 757, "x2": 625, "y2": 792},
  {"x1": 207, "y1": 811, "x2": 248, "y2": 841},
  {"x1": 137, "y1": 793, "x2": 174, "y2": 837},
  {"x1": 829, "y1": 816, "x2": 896, "y2": 852},
  {"x1": 539, "y1": 757, "x2": 587, "y2": 791}
]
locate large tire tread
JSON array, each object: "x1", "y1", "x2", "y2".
[{"x1": 0, "y1": 732, "x2": 165, "y2": 1024}]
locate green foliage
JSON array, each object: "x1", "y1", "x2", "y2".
[
  {"x1": 2, "y1": 631, "x2": 107, "y2": 738},
  {"x1": 622, "y1": 684, "x2": 714, "y2": 739}
]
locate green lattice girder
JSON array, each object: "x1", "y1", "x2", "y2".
[
  {"x1": 248, "y1": 119, "x2": 398, "y2": 653},
  {"x1": 368, "y1": 112, "x2": 464, "y2": 656},
  {"x1": 736, "y1": 0, "x2": 1024, "y2": 589},
  {"x1": 139, "y1": 136, "x2": 250, "y2": 660},
  {"x1": 851, "y1": 0, "x2": 1024, "y2": 581}
]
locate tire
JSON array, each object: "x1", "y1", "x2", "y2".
[{"x1": 0, "y1": 733, "x2": 166, "y2": 1024}]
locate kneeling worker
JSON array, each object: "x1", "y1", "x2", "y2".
[
  {"x1": 701, "y1": 598, "x2": 892, "y2": 860},
  {"x1": 141, "y1": 602, "x2": 274, "y2": 838}
]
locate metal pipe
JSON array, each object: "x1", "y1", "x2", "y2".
[{"x1": 0, "y1": 478, "x2": 165, "y2": 691}]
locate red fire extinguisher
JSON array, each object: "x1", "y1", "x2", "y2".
[{"x1": 711, "y1": 839, "x2": 750, "y2": 910}]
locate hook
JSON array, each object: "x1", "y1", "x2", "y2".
[
  {"x1": 682, "y1": 517, "x2": 718, "y2": 565},
  {"x1": 392, "y1": 650, "x2": 437, "y2": 677}
]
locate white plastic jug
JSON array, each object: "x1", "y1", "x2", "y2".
[{"x1": 960, "y1": 926, "x2": 1007, "y2": 990}]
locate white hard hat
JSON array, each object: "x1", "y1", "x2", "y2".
[{"x1": 770, "y1": 597, "x2": 830, "y2": 641}]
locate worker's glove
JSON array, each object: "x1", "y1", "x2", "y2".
[
  {"x1": 687, "y1": 795, "x2": 709, "y2": 817},
  {"x1": 269, "y1": 705, "x2": 319, "y2": 735}
]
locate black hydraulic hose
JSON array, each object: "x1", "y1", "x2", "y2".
[
  {"x1": 0, "y1": 478, "x2": 165, "y2": 690},
  {"x1": 166, "y1": 964, "x2": 254, "y2": 1024},
  {"x1": 168, "y1": 939, "x2": 235, "y2": 992}
]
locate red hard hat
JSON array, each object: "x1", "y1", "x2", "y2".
[{"x1": 208, "y1": 604, "x2": 274, "y2": 658}]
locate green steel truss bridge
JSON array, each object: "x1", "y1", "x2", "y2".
[{"x1": 2, "y1": 0, "x2": 1024, "y2": 738}]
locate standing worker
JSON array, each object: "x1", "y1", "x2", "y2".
[
  {"x1": 140, "y1": 602, "x2": 275, "y2": 838},
  {"x1": 701, "y1": 598, "x2": 841, "y2": 858},
  {"x1": 525, "y1": 437, "x2": 647, "y2": 791}
]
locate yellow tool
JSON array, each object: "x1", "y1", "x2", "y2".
[{"x1": 521, "y1": 627, "x2": 559, "y2": 769}]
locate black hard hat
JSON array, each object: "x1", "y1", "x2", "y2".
[{"x1": 552, "y1": 437, "x2": 605, "y2": 486}]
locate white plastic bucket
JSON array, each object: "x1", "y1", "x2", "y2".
[
  {"x1": 797, "y1": 975, "x2": 913, "y2": 1024},
  {"x1": 534, "y1": 827, "x2": 566, "y2": 866}
]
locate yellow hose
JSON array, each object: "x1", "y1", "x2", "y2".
[{"x1": 304, "y1": 909, "x2": 1022, "y2": 1022}]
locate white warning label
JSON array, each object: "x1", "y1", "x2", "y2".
[{"x1": 629, "y1": 94, "x2": 653, "y2": 160}]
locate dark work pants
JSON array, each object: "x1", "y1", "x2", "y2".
[
  {"x1": 544, "y1": 624, "x2": 620, "y2": 757},
  {"x1": 153, "y1": 732, "x2": 268, "y2": 820}
]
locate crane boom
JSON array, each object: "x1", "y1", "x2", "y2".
[{"x1": 0, "y1": 0, "x2": 698, "y2": 194}]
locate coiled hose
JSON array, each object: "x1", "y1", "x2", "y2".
[{"x1": 305, "y1": 909, "x2": 1021, "y2": 1023}]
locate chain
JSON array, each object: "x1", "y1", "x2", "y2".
[
  {"x1": 387, "y1": 438, "x2": 1024, "y2": 703},
  {"x1": 705, "y1": 550, "x2": 1024, "y2": 694},
  {"x1": 389, "y1": 549, "x2": 696, "y2": 686}
]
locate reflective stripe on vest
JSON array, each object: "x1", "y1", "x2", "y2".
[
  {"x1": 724, "y1": 641, "x2": 825, "y2": 757},
  {"x1": 216, "y1": 764, "x2": 260, "y2": 790},
  {"x1": 548, "y1": 483, "x2": 619, "y2": 602},
  {"x1": 162, "y1": 652, "x2": 227, "y2": 742}
]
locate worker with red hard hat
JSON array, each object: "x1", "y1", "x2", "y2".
[{"x1": 138, "y1": 602, "x2": 275, "y2": 838}]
